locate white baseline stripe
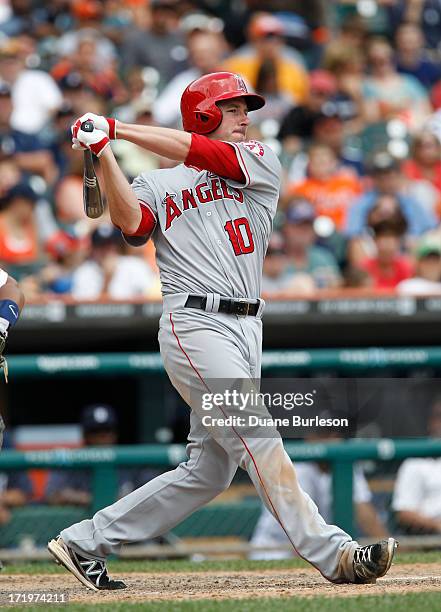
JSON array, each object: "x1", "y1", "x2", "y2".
[{"x1": 380, "y1": 575, "x2": 441, "y2": 582}]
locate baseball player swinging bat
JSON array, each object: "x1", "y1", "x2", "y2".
[
  {"x1": 81, "y1": 120, "x2": 104, "y2": 219},
  {"x1": 49, "y1": 72, "x2": 398, "y2": 592}
]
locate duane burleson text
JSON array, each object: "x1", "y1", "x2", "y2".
[{"x1": 201, "y1": 415, "x2": 349, "y2": 428}]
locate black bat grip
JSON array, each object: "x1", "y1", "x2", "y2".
[{"x1": 81, "y1": 120, "x2": 94, "y2": 132}]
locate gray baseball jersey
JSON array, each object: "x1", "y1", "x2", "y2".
[
  {"x1": 131, "y1": 140, "x2": 280, "y2": 298},
  {"x1": 61, "y1": 140, "x2": 359, "y2": 583}
]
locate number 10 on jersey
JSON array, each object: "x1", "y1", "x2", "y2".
[{"x1": 224, "y1": 217, "x2": 255, "y2": 255}]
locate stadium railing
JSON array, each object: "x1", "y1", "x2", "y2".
[
  {"x1": 6, "y1": 346, "x2": 441, "y2": 376},
  {"x1": 1, "y1": 439, "x2": 440, "y2": 537}
]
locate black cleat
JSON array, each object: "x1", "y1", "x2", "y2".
[
  {"x1": 48, "y1": 536, "x2": 126, "y2": 592},
  {"x1": 353, "y1": 538, "x2": 398, "y2": 584}
]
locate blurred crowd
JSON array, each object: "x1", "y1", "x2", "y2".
[{"x1": 1, "y1": 0, "x2": 441, "y2": 300}]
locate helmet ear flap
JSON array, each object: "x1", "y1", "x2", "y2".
[
  {"x1": 195, "y1": 112, "x2": 210, "y2": 124},
  {"x1": 192, "y1": 107, "x2": 222, "y2": 134}
]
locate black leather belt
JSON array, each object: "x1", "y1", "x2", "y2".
[{"x1": 184, "y1": 294, "x2": 260, "y2": 316}]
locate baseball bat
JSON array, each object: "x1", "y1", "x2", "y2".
[{"x1": 81, "y1": 120, "x2": 104, "y2": 219}]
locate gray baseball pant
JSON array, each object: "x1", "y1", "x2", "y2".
[{"x1": 61, "y1": 295, "x2": 357, "y2": 582}]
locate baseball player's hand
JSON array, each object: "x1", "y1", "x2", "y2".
[
  {"x1": 77, "y1": 112, "x2": 117, "y2": 139},
  {"x1": 71, "y1": 120, "x2": 110, "y2": 157}
]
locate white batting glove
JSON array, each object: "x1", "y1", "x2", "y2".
[
  {"x1": 71, "y1": 119, "x2": 110, "y2": 157},
  {"x1": 77, "y1": 112, "x2": 118, "y2": 139}
]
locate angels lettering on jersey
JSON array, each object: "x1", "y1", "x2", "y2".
[{"x1": 161, "y1": 175, "x2": 244, "y2": 231}]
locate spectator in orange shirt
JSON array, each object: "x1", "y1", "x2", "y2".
[
  {"x1": 402, "y1": 131, "x2": 441, "y2": 198},
  {"x1": 222, "y1": 12, "x2": 309, "y2": 106},
  {"x1": 287, "y1": 144, "x2": 363, "y2": 231},
  {"x1": 0, "y1": 183, "x2": 45, "y2": 278},
  {"x1": 360, "y1": 217, "x2": 413, "y2": 289},
  {"x1": 401, "y1": 131, "x2": 441, "y2": 220}
]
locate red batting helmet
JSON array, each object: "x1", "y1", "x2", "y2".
[{"x1": 180, "y1": 72, "x2": 265, "y2": 134}]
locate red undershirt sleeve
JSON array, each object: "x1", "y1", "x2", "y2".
[
  {"x1": 129, "y1": 200, "x2": 157, "y2": 237},
  {"x1": 116, "y1": 200, "x2": 157, "y2": 247},
  {"x1": 185, "y1": 133, "x2": 245, "y2": 183}
]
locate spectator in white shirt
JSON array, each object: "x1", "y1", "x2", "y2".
[
  {"x1": 0, "y1": 40, "x2": 62, "y2": 135},
  {"x1": 72, "y1": 225, "x2": 157, "y2": 301},
  {"x1": 392, "y1": 399, "x2": 441, "y2": 534},
  {"x1": 397, "y1": 241, "x2": 441, "y2": 295}
]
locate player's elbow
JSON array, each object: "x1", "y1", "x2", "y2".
[
  {"x1": 109, "y1": 213, "x2": 140, "y2": 236},
  {"x1": 111, "y1": 201, "x2": 156, "y2": 238},
  {"x1": 116, "y1": 219, "x2": 142, "y2": 235}
]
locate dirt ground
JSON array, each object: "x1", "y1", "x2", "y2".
[{"x1": 0, "y1": 563, "x2": 440, "y2": 603}]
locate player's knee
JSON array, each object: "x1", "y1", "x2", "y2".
[
  {"x1": 200, "y1": 471, "x2": 234, "y2": 496},
  {"x1": 238, "y1": 438, "x2": 286, "y2": 473},
  {"x1": 180, "y1": 460, "x2": 234, "y2": 495},
  {"x1": 216, "y1": 472, "x2": 235, "y2": 494}
]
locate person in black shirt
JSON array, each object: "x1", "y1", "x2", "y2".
[
  {"x1": 45, "y1": 405, "x2": 158, "y2": 507},
  {"x1": 278, "y1": 69, "x2": 338, "y2": 154}
]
